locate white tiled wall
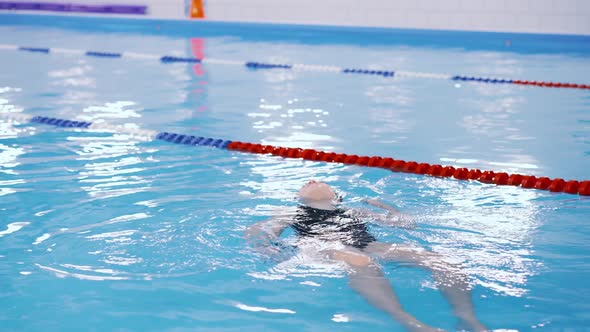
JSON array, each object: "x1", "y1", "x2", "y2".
[
  {"x1": 205, "y1": 0, "x2": 590, "y2": 35},
  {"x1": 148, "y1": 0, "x2": 184, "y2": 19},
  {"x1": 6, "y1": 0, "x2": 590, "y2": 34}
]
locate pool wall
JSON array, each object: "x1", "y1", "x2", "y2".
[{"x1": 1, "y1": 0, "x2": 589, "y2": 35}]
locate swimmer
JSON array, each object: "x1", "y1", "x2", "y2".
[{"x1": 246, "y1": 180, "x2": 487, "y2": 332}]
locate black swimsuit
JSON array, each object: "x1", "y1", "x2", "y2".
[{"x1": 291, "y1": 205, "x2": 376, "y2": 250}]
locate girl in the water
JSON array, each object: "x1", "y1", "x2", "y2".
[{"x1": 246, "y1": 180, "x2": 487, "y2": 332}]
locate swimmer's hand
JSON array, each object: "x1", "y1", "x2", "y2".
[
  {"x1": 245, "y1": 229, "x2": 287, "y2": 261},
  {"x1": 363, "y1": 198, "x2": 399, "y2": 213},
  {"x1": 247, "y1": 238, "x2": 293, "y2": 263},
  {"x1": 361, "y1": 198, "x2": 416, "y2": 229},
  {"x1": 245, "y1": 235, "x2": 274, "y2": 254},
  {"x1": 245, "y1": 215, "x2": 295, "y2": 262}
]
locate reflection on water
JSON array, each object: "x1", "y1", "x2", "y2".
[
  {"x1": 422, "y1": 177, "x2": 541, "y2": 297},
  {"x1": 239, "y1": 156, "x2": 343, "y2": 200},
  {"x1": 49, "y1": 62, "x2": 96, "y2": 88},
  {"x1": 449, "y1": 52, "x2": 553, "y2": 177},
  {"x1": 0, "y1": 94, "x2": 30, "y2": 197},
  {"x1": 253, "y1": 96, "x2": 333, "y2": 148},
  {"x1": 233, "y1": 301, "x2": 296, "y2": 314},
  {"x1": 81, "y1": 101, "x2": 141, "y2": 122},
  {"x1": 0, "y1": 221, "x2": 29, "y2": 238},
  {"x1": 365, "y1": 84, "x2": 414, "y2": 144},
  {"x1": 0, "y1": 143, "x2": 25, "y2": 173},
  {"x1": 36, "y1": 263, "x2": 130, "y2": 281},
  {"x1": 75, "y1": 139, "x2": 152, "y2": 199}
]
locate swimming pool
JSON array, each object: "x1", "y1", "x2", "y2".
[{"x1": 1, "y1": 14, "x2": 589, "y2": 331}]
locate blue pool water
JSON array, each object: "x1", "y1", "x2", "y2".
[{"x1": 1, "y1": 14, "x2": 589, "y2": 332}]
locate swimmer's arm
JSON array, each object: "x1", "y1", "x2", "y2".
[
  {"x1": 351, "y1": 199, "x2": 415, "y2": 228},
  {"x1": 363, "y1": 198, "x2": 402, "y2": 214},
  {"x1": 245, "y1": 215, "x2": 294, "y2": 245},
  {"x1": 245, "y1": 216, "x2": 294, "y2": 257}
]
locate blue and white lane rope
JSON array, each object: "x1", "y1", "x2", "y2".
[
  {"x1": 2, "y1": 43, "x2": 588, "y2": 89},
  {"x1": 1, "y1": 112, "x2": 159, "y2": 141},
  {"x1": 0, "y1": 112, "x2": 231, "y2": 147}
]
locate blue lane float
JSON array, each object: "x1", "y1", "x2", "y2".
[
  {"x1": 85, "y1": 51, "x2": 122, "y2": 58},
  {"x1": 155, "y1": 132, "x2": 231, "y2": 149},
  {"x1": 160, "y1": 56, "x2": 201, "y2": 63},
  {"x1": 451, "y1": 75, "x2": 513, "y2": 84},
  {"x1": 24, "y1": 115, "x2": 231, "y2": 149},
  {"x1": 30, "y1": 116, "x2": 91, "y2": 128},
  {"x1": 342, "y1": 68, "x2": 395, "y2": 77},
  {"x1": 18, "y1": 46, "x2": 50, "y2": 53},
  {"x1": 245, "y1": 61, "x2": 293, "y2": 69}
]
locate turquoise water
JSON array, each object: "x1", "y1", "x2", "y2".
[{"x1": 1, "y1": 15, "x2": 589, "y2": 331}]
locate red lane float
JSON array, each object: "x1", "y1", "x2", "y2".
[
  {"x1": 226, "y1": 141, "x2": 589, "y2": 196},
  {"x1": 512, "y1": 80, "x2": 590, "y2": 90}
]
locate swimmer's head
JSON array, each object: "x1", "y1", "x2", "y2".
[{"x1": 297, "y1": 180, "x2": 340, "y2": 208}]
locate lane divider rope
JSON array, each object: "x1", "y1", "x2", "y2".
[
  {"x1": 2, "y1": 112, "x2": 588, "y2": 196},
  {"x1": 1, "y1": 44, "x2": 589, "y2": 90}
]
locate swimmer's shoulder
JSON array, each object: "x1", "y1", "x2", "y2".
[{"x1": 267, "y1": 205, "x2": 300, "y2": 223}]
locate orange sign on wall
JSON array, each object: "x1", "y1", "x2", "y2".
[{"x1": 190, "y1": 0, "x2": 205, "y2": 18}]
